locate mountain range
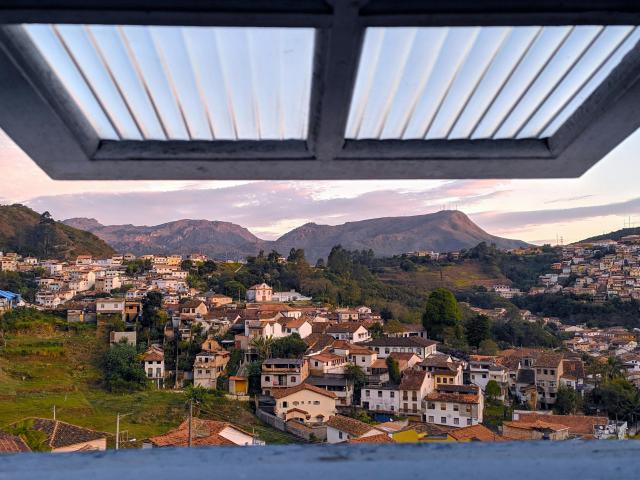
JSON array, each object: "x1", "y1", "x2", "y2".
[{"x1": 62, "y1": 210, "x2": 528, "y2": 262}]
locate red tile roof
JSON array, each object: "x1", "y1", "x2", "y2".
[
  {"x1": 148, "y1": 419, "x2": 254, "y2": 447},
  {"x1": 271, "y1": 382, "x2": 337, "y2": 400},
  {"x1": 326, "y1": 415, "x2": 380, "y2": 437},
  {"x1": 347, "y1": 433, "x2": 393, "y2": 444}
]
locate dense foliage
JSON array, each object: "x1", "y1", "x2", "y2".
[
  {"x1": 99, "y1": 343, "x2": 148, "y2": 392},
  {"x1": 422, "y1": 288, "x2": 463, "y2": 343},
  {"x1": 0, "y1": 270, "x2": 41, "y2": 302}
]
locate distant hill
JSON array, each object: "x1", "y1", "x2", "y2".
[
  {"x1": 0, "y1": 204, "x2": 115, "y2": 260},
  {"x1": 64, "y1": 210, "x2": 528, "y2": 262},
  {"x1": 272, "y1": 211, "x2": 529, "y2": 262},
  {"x1": 63, "y1": 217, "x2": 267, "y2": 260},
  {"x1": 581, "y1": 227, "x2": 640, "y2": 243}
]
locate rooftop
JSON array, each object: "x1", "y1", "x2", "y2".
[{"x1": 2, "y1": 440, "x2": 639, "y2": 480}]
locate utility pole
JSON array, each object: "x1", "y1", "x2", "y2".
[
  {"x1": 188, "y1": 399, "x2": 193, "y2": 448},
  {"x1": 52, "y1": 405, "x2": 56, "y2": 420},
  {"x1": 115, "y1": 413, "x2": 132, "y2": 450}
]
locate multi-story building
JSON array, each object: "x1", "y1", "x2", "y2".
[
  {"x1": 193, "y1": 350, "x2": 230, "y2": 389},
  {"x1": 423, "y1": 384, "x2": 484, "y2": 427},
  {"x1": 261, "y1": 358, "x2": 309, "y2": 395}
]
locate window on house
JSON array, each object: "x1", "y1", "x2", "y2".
[
  {"x1": 390, "y1": 391, "x2": 395, "y2": 398},
  {"x1": 482, "y1": 374, "x2": 487, "y2": 378},
  {"x1": 290, "y1": 376, "x2": 296, "y2": 383},
  {"x1": 440, "y1": 403, "x2": 446, "y2": 410},
  {"x1": 453, "y1": 404, "x2": 459, "y2": 411},
  {"x1": 365, "y1": 390, "x2": 370, "y2": 397},
  {"x1": 454, "y1": 418, "x2": 459, "y2": 425},
  {"x1": 314, "y1": 400, "x2": 320, "y2": 405},
  {"x1": 441, "y1": 417, "x2": 446, "y2": 424},
  {"x1": 265, "y1": 376, "x2": 270, "y2": 382},
  {"x1": 378, "y1": 391, "x2": 382, "y2": 398},
  {"x1": 282, "y1": 401, "x2": 288, "y2": 408},
  {"x1": 293, "y1": 401, "x2": 299, "y2": 406},
  {"x1": 467, "y1": 419, "x2": 472, "y2": 426},
  {"x1": 550, "y1": 369, "x2": 555, "y2": 375},
  {"x1": 339, "y1": 431, "x2": 343, "y2": 439},
  {"x1": 428, "y1": 402, "x2": 435, "y2": 409},
  {"x1": 428, "y1": 416, "x2": 434, "y2": 422}
]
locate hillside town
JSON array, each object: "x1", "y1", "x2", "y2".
[
  {"x1": 491, "y1": 236, "x2": 640, "y2": 301},
  {"x1": 1, "y1": 247, "x2": 639, "y2": 454}
]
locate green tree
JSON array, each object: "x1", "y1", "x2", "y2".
[
  {"x1": 422, "y1": 288, "x2": 462, "y2": 342},
  {"x1": 99, "y1": 343, "x2": 148, "y2": 392},
  {"x1": 465, "y1": 314, "x2": 491, "y2": 348},
  {"x1": 386, "y1": 356, "x2": 401, "y2": 384},
  {"x1": 345, "y1": 364, "x2": 366, "y2": 403},
  {"x1": 223, "y1": 280, "x2": 246, "y2": 301},
  {"x1": 368, "y1": 322, "x2": 384, "y2": 339},
  {"x1": 478, "y1": 339, "x2": 498, "y2": 355},
  {"x1": 384, "y1": 319, "x2": 404, "y2": 334},
  {"x1": 485, "y1": 380, "x2": 502, "y2": 402},
  {"x1": 585, "y1": 377, "x2": 640, "y2": 421},
  {"x1": 250, "y1": 336, "x2": 274, "y2": 360},
  {"x1": 554, "y1": 385, "x2": 581, "y2": 415},
  {"x1": 380, "y1": 307, "x2": 393, "y2": 321},
  {"x1": 8, "y1": 420, "x2": 50, "y2": 452},
  {"x1": 271, "y1": 334, "x2": 308, "y2": 358}
]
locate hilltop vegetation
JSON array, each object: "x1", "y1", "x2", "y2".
[
  {"x1": 0, "y1": 204, "x2": 115, "y2": 260},
  {"x1": 581, "y1": 226, "x2": 640, "y2": 243}
]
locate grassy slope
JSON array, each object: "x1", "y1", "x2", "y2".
[
  {"x1": 376, "y1": 260, "x2": 510, "y2": 292},
  {"x1": 0, "y1": 327, "x2": 294, "y2": 446}
]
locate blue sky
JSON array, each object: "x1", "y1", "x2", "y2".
[{"x1": 2, "y1": 24, "x2": 640, "y2": 245}]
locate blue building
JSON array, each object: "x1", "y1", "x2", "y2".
[{"x1": 0, "y1": 290, "x2": 22, "y2": 310}]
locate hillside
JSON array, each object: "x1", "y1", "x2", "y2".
[
  {"x1": 63, "y1": 218, "x2": 266, "y2": 260},
  {"x1": 581, "y1": 227, "x2": 640, "y2": 243},
  {"x1": 64, "y1": 211, "x2": 528, "y2": 262},
  {"x1": 0, "y1": 204, "x2": 115, "y2": 260},
  {"x1": 0, "y1": 315, "x2": 294, "y2": 445}
]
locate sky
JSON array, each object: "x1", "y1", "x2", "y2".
[
  {"x1": 2, "y1": 25, "x2": 640, "y2": 245},
  {"x1": 2, "y1": 124, "x2": 640, "y2": 245}
]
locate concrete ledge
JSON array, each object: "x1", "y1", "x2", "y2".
[{"x1": 1, "y1": 441, "x2": 639, "y2": 480}]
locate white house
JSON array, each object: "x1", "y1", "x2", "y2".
[{"x1": 142, "y1": 345, "x2": 165, "y2": 388}]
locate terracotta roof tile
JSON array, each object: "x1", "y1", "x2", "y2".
[
  {"x1": 346, "y1": 433, "x2": 393, "y2": 444},
  {"x1": 448, "y1": 424, "x2": 504, "y2": 442},
  {"x1": 271, "y1": 382, "x2": 337, "y2": 400},
  {"x1": 0, "y1": 432, "x2": 30, "y2": 453},
  {"x1": 326, "y1": 415, "x2": 380, "y2": 437}
]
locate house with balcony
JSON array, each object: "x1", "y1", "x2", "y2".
[
  {"x1": 306, "y1": 375, "x2": 355, "y2": 408},
  {"x1": 193, "y1": 350, "x2": 230, "y2": 389},
  {"x1": 261, "y1": 358, "x2": 309, "y2": 396},
  {"x1": 423, "y1": 385, "x2": 484, "y2": 428}
]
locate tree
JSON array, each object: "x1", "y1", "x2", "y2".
[
  {"x1": 344, "y1": 364, "x2": 366, "y2": 403},
  {"x1": 8, "y1": 420, "x2": 50, "y2": 452},
  {"x1": 184, "y1": 385, "x2": 211, "y2": 413},
  {"x1": 485, "y1": 380, "x2": 502, "y2": 402},
  {"x1": 386, "y1": 356, "x2": 401, "y2": 384},
  {"x1": 223, "y1": 280, "x2": 246, "y2": 301},
  {"x1": 465, "y1": 314, "x2": 491, "y2": 348},
  {"x1": 478, "y1": 339, "x2": 498, "y2": 355},
  {"x1": 271, "y1": 334, "x2": 308, "y2": 358},
  {"x1": 379, "y1": 307, "x2": 393, "y2": 321},
  {"x1": 422, "y1": 288, "x2": 462, "y2": 342},
  {"x1": 250, "y1": 336, "x2": 274, "y2": 360},
  {"x1": 368, "y1": 322, "x2": 384, "y2": 339},
  {"x1": 100, "y1": 343, "x2": 148, "y2": 392},
  {"x1": 585, "y1": 377, "x2": 640, "y2": 422},
  {"x1": 384, "y1": 319, "x2": 404, "y2": 334},
  {"x1": 554, "y1": 385, "x2": 581, "y2": 415}
]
